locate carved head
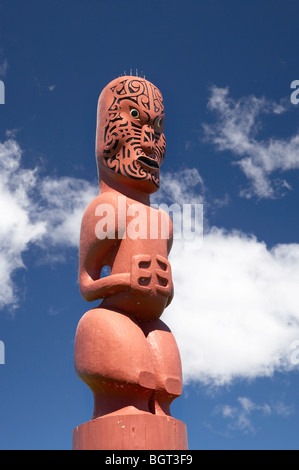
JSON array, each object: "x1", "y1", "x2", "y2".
[{"x1": 96, "y1": 76, "x2": 166, "y2": 193}]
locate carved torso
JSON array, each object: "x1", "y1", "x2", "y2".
[{"x1": 79, "y1": 191, "x2": 173, "y2": 321}]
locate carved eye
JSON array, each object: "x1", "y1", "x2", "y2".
[
  {"x1": 130, "y1": 108, "x2": 140, "y2": 119},
  {"x1": 157, "y1": 117, "x2": 163, "y2": 128}
]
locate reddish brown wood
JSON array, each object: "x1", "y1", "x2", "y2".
[
  {"x1": 73, "y1": 76, "x2": 188, "y2": 450},
  {"x1": 73, "y1": 414, "x2": 188, "y2": 451}
]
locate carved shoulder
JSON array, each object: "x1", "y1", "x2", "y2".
[{"x1": 79, "y1": 193, "x2": 120, "y2": 278}]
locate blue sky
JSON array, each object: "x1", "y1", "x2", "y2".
[{"x1": 1, "y1": 0, "x2": 299, "y2": 450}]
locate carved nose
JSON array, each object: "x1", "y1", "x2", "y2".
[{"x1": 141, "y1": 125, "x2": 155, "y2": 155}]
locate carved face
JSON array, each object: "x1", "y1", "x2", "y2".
[{"x1": 96, "y1": 76, "x2": 166, "y2": 192}]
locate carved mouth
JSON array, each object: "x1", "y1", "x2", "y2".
[{"x1": 137, "y1": 156, "x2": 159, "y2": 170}]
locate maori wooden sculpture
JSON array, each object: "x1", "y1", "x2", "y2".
[{"x1": 73, "y1": 76, "x2": 188, "y2": 450}]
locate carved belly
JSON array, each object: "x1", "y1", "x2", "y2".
[
  {"x1": 102, "y1": 253, "x2": 173, "y2": 322},
  {"x1": 101, "y1": 291, "x2": 169, "y2": 322}
]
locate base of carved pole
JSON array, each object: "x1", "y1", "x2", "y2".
[{"x1": 73, "y1": 413, "x2": 188, "y2": 450}]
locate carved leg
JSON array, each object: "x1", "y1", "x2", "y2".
[
  {"x1": 140, "y1": 319, "x2": 183, "y2": 416},
  {"x1": 74, "y1": 307, "x2": 156, "y2": 418}
]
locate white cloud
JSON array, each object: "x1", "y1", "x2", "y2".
[
  {"x1": 0, "y1": 140, "x2": 45, "y2": 309},
  {"x1": 203, "y1": 86, "x2": 299, "y2": 198},
  {"x1": 37, "y1": 175, "x2": 97, "y2": 248},
  {"x1": 153, "y1": 167, "x2": 205, "y2": 206},
  {"x1": 0, "y1": 138, "x2": 97, "y2": 310},
  {"x1": 213, "y1": 396, "x2": 293, "y2": 434},
  {"x1": 164, "y1": 228, "x2": 299, "y2": 386},
  {"x1": 153, "y1": 171, "x2": 299, "y2": 387},
  {"x1": 0, "y1": 59, "x2": 8, "y2": 77}
]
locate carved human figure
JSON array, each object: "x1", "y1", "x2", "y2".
[{"x1": 74, "y1": 76, "x2": 183, "y2": 419}]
